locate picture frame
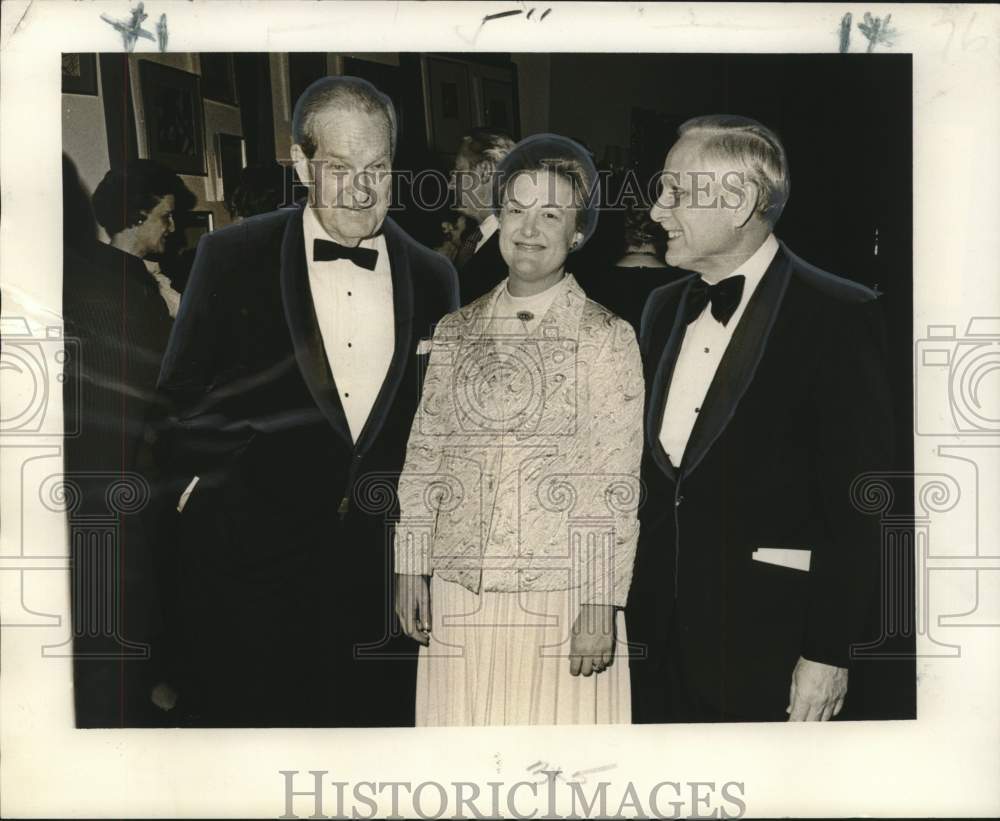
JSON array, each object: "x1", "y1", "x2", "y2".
[
  {"x1": 423, "y1": 56, "x2": 473, "y2": 155},
  {"x1": 137, "y1": 60, "x2": 207, "y2": 176},
  {"x1": 199, "y1": 53, "x2": 239, "y2": 106},
  {"x1": 215, "y1": 132, "x2": 247, "y2": 205},
  {"x1": 480, "y1": 76, "x2": 517, "y2": 136},
  {"x1": 61, "y1": 53, "x2": 97, "y2": 96},
  {"x1": 179, "y1": 209, "x2": 214, "y2": 250}
]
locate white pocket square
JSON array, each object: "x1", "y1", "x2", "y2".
[
  {"x1": 752, "y1": 547, "x2": 811, "y2": 572},
  {"x1": 177, "y1": 476, "x2": 200, "y2": 513},
  {"x1": 416, "y1": 338, "x2": 433, "y2": 355}
]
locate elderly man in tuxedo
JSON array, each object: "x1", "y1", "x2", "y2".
[
  {"x1": 627, "y1": 115, "x2": 893, "y2": 723},
  {"x1": 156, "y1": 76, "x2": 458, "y2": 727},
  {"x1": 447, "y1": 127, "x2": 516, "y2": 304}
]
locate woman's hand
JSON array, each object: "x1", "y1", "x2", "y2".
[
  {"x1": 395, "y1": 573, "x2": 432, "y2": 646},
  {"x1": 569, "y1": 604, "x2": 616, "y2": 676}
]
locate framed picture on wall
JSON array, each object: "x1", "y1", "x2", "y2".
[
  {"x1": 180, "y1": 210, "x2": 214, "y2": 250},
  {"x1": 215, "y1": 132, "x2": 246, "y2": 204},
  {"x1": 138, "y1": 60, "x2": 206, "y2": 176},
  {"x1": 424, "y1": 56, "x2": 473, "y2": 155},
  {"x1": 480, "y1": 77, "x2": 517, "y2": 136},
  {"x1": 62, "y1": 53, "x2": 98, "y2": 95},
  {"x1": 200, "y1": 53, "x2": 238, "y2": 106}
]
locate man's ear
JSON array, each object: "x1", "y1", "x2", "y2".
[
  {"x1": 290, "y1": 143, "x2": 311, "y2": 186},
  {"x1": 570, "y1": 230, "x2": 584, "y2": 251},
  {"x1": 475, "y1": 159, "x2": 496, "y2": 181},
  {"x1": 732, "y1": 179, "x2": 760, "y2": 229}
]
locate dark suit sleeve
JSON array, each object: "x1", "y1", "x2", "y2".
[
  {"x1": 158, "y1": 233, "x2": 225, "y2": 404},
  {"x1": 803, "y1": 296, "x2": 894, "y2": 667}
]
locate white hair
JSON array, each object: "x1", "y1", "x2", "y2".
[{"x1": 679, "y1": 114, "x2": 790, "y2": 225}]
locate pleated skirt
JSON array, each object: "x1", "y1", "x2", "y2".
[{"x1": 415, "y1": 575, "x2": 632, "y2": 726}]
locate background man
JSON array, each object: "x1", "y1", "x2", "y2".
[
  {"x1": 156, "y1": 76, "x2": 458, "y2": 727},
  {"x1": 628, "y1": 115, "x2": 894, "y2": 723},
  {"x1": 447, "y1": 127, "x2": 515, "y2": 304}
]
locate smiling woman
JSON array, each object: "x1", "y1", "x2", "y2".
[{"x1": 394, "y1": 134, "x2": 645, "y2": 727}]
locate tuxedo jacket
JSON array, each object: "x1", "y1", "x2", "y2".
[
  {"x1": 458, "y1": 230, "x2": 507, "y2": 305},
  {"x1": 155, "y1": 207, "x2": 458, "y2": 727},
  {"x1": 627, "y1": 241, "x2": 894, "y2": 722}
]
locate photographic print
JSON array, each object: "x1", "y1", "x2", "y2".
[{"x1": 2, "y1": 3, "x2": 999, "y2": 819}]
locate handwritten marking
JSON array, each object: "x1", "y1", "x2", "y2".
[
  {"x1": 934, "y1": 8, "x2": 989, "y2": 61},
  {"x1": 483, "y1": 9, "x2": 523, "y2": 24},
  {"x1": 100, "y1": 2, "x2": 162, "y2": 52},
  {"x1": 525, "y1": 759, "x2": 616, "y2": 785},
  {"x1": 156, "y1": 13, "x2": 168, "y2": 51},
  {"x1": 839, "y1": 13, "x2": 853, "y2": 54},
  {"x1": 481, "y1": 7, "x2": 553, "y2": 26},
  {"x1": 858, "y1": 12, "x2": 897, "y2": 53}
]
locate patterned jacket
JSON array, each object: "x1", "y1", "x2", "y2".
[{"x1": 394, "y1": 275, "x2": 644, "y2": 607}]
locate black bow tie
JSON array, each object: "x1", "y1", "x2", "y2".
[
  {"x1": 684, "y1": 275, "x2": 746, "y2": 326},
  {"x1": 313, "y1": 238, "x2": 378, "y2": 270}
]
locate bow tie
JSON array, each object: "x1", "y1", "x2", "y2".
[
  {"x1": 684, "y1": 275, "x2": 746, "y2": 326},
  {"x1": 313, "y1": 238, "x2": 378, "y2": 270}
]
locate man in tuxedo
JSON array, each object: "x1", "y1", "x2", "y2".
[
  {"x1": 156, "y1": 76, "x2": 458, "y2": 727},
  {"x1": 448, "y1": 127, "x2": 515, "y2": 304},
  {"x1": 628, "y1": 115, "x2": 893, "y2": 723}
]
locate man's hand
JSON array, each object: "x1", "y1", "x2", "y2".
[
  {"x1": 570, "y1": 604, "x2": 616, "y2": 677},
  {"x1": 787, "y1": 656, "x2": 848, "y2": 721},
  {"x1": 395, "y1": 573, "x2": 432, "y2": 646}
]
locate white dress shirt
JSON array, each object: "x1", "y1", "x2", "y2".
[
  {"x1": 659, "y1": 234, "x2": 780, "y2": 467},
  {"x1": 476, "y1": 213, "x2": 499, "y2": 253},
  {"x1": 303, "y1": 206, "x2": 394, "y2": 443}
]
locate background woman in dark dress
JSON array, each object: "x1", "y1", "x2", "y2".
[
  {"x1": 62, "y1": 156, "x2": 194, "y2": 726},
  {"x1": 577, "y1": 206, "x2": 687, "y2": 332}
]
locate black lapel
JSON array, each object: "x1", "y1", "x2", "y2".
[
  {"x1": 354, "y1": 217, "x2": 415, "y2": 453},
  {"x1": 643, "y1": 276, "x2": 698, "y2": 484},
  {"x1": 679, "y1": 246, "x2": 794, "y2": 478},
  {"x1": 279, "y1": 207, "x2": 354, "y2": 449}
]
